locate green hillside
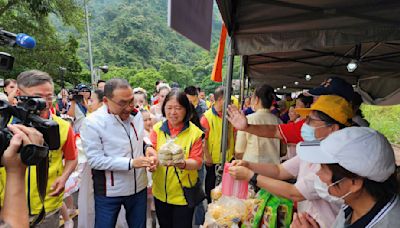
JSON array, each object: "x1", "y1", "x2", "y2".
[{"x1": 77, "y1": 0, "x2": 223, "y2": 93}]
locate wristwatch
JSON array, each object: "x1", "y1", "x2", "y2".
[{"x1": 249, "y1": 173, "x2": 259, "y2": 188}]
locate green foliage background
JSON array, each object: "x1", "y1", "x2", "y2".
[
  {"x1": 1, "y1": 0, "x2": 225, "y2": 95},
  {"x1": 1, "y1": 0, "x2": 398, "y2": 143}
]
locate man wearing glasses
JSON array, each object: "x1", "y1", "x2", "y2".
[
  {"x1": 81, "y1": 78, "x2": 156, "y2": 228},
  {"x1": 1, "y1": 70, "x2": 78, "y2": 227}
]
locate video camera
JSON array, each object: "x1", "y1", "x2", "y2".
[
  {"x1": 68, "y1": 84, "x2": 91, "y2": 103},
  {"x1": 68, "y1": 88, "x2": 84, "y2": 103},
  {"x1": 0, "y1": 96, "x2": 60, "y2": 165}
]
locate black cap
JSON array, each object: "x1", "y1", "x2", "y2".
[{"x1": 307, "y1": 77, "x2": 354, "y2": 102}]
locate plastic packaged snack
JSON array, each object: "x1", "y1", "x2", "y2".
[
  {"x1": 260, "y1": 195, "x2": 280, "y2": 228},
  {"x1": 158, "y1": 138, "x2": 184, "y2": 166},
  {"x1": 277, "y1": 197, "x2": 294, "y2": 228},
  {"x1": 211, "y1": 184, "x2": 223, "y2": 202},
  {"x1": 204, "y1": 196, "x2": 247, "y2": 227},
  {"x1": 241, "y1": 189, "x2": 270, "y2": 228}
]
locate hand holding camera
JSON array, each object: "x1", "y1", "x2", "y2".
[{"x1": 1, "y1": 124, "x2": 44, "y2": 173}]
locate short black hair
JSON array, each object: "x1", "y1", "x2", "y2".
[
  {"x1": 328, "y1": 164, "x2": 399, "y2": 201},
  {"x1": 104, "y1": 79, "x2": 131, "y2": 98},
  {"x1": 214, "y1": 86, "x2": 224, "y2": 101},
  {"x1": 184, "y1": 86, "x2": 198, "y2": 96},
  {"x1": 254, "y1": 84, "x2": 274, "y2": 109},
  {"x1": 162, "y1": 89, "x2": 192, "y2": 123},
  {"x1": 297, "y1": 94, "x2": 313, "y2": 108},
  {"x1": 94, "y1": 89, "x2": 104, "y2": 101},
  {"x1": 97, "y1": 80, "x2": 106, "y2": 86}
]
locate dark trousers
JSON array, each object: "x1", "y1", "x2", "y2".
[
  {"x1": 94, "y1": 189, "x2": 147, "y2": 228},
  {"x1": 154, "y1": 198, "x2": 194, "y2": 228},
  {"x1": 205, "y1": 164, "x2": 217, "y2": 203}
]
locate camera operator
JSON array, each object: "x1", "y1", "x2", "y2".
[
  {"x1": 1, "y1": 70, "x2": 78, "y2": 227},
  {"x1": 67, "y1": 84, "x2": 90, "y2": 133},
  {"x1": 1, "y1": 124, "x2": 44, "y2": 228},
  {"x1": 3, "y1": 79, "x2": 17, "y2": 105}
]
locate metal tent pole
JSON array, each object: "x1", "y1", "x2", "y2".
[
  {"x1": 239, "y1": 56, "x2": 245, "y2": 109},
  {"x1": 216, "y1": 37, "x2": 235, "y2": 184}
]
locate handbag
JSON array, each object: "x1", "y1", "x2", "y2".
[{"x1": 174, "y1": 167, "x2": 206, "y2": 208}]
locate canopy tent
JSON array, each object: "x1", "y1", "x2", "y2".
[{"x1": 216, "y1": 0, "x2": 400, "y2": 105}]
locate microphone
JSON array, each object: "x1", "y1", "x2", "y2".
[
  {"x1": 16, "y1": 33, "x2": 36, "y2": 49},
  {"x1": 0, "y1": 29, "x2": 36, "y2": 49}
]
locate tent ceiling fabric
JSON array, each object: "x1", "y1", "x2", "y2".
[
  {"x1": 216, "y1": 0, "x2": 400, "y2": 105},
  {"x1": 217, "y1": 0, "x2": 400, "y2": 55}
]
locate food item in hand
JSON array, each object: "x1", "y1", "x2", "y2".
[
  {"x1": 158, "y1": 150, "x2": 172, "y2": 166},
  {"x1": 158, "y1": 138, "x2": 184, "y2": 165},
  {"x1": 171, "y1": 149, "x2": 184, "y2": 163}
]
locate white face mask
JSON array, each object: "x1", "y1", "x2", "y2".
[{"x1": 314, "y1": 176, "x2": 352, "y2": 205}]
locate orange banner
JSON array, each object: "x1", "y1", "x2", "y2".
[{"x1": 211, "y1": 24, "x2": 227, "y2": 82}]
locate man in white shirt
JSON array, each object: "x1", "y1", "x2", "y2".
[{"x1": 81, "y1": 79, "x2": 156, "y2": 228}]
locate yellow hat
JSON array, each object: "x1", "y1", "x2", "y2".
[{"x1": 295, "y1": 95, "x2": 353, "y2": 125}]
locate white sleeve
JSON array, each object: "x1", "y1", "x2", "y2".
[{"x1": 81, "y1": 120, "x2": 131, "y2": 171}]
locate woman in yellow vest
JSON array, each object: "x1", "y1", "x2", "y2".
[{"x1": 150, "y1": 90, "x2": 204, "y2": 228}]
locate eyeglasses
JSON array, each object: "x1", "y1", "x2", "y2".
[
  {"x1": 108, "y1": 97, "x2": 135, "y2": 108},
  {"x1": 305, "y1": 115, "x2": 324, "y2": 124},
  {"x1": 18, "y1": 87, "x2": 55, "y2": 102},
  {"x1": 305, "y1": 115, "x2": 333, "y2": 128}
]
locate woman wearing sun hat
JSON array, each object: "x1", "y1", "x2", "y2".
[
  {"x1": 293, "y1": 127, "x2": 400, "y2": 228},
  {"x1": 229, "y1": 95, "x2": 354, "y2": 227}
]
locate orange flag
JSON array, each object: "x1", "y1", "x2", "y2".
[{"x1": 211, "y1": 24, "x2": 227, "y2": 82}]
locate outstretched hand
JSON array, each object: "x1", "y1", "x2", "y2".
[
  {"x1": 227, "y1": 105, "x2": 248, "y2": 130},
  {"x1": 290, "y1": 213, "x2": 320, "y2": 228}
]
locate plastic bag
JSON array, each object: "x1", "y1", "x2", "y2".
[
  {"x1": 222, "y1": 163, "x2": 248, "y2": 199},
  {"x1": 211, "y1": 184, "x2": 223, "y2": 202},
  {"x1": 158, "y1": 138, "x2": 184, "y2": 166},
  {"x1": 204, "y1": 196, "x2": 247, "y2": 227}
]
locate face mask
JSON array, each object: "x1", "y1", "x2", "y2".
[
  {"x1": 301, "y1": 123, "x2": 318, "y2": 141},
  {"x1": 314, "y1": 176, "x2": 352, "y2": 205},
  {"x1": 301, "y1": 123, "x2": 327, "y2": 141}
]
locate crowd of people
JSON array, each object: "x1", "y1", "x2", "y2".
[{"x1": 0, "y1": 70, "x2": 398, "y2": 228}]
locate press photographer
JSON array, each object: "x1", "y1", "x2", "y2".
[
  {"x1": 67, "y1": 84, "x2": 91, "y2": 133},
  {"x1": 1, "y1": 124, "x2": 44, "y2": 228},
  {"x1": 0, "y1": 70, "x2": 78, "y2": 227}
]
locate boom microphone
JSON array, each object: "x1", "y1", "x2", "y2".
[{"x1": 0, "y1": 29, "x2": 36, "y2": 49}]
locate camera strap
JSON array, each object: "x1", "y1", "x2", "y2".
[{"x1": 30, "y1": 155, "x2": 49, "y2": 227}]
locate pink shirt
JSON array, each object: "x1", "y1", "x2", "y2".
[{"x1": 282, "y1": 155, "x2": 341, "y2": 228}]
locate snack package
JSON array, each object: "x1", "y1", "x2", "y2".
[
  {"x1": 260, "y1": 195, "x2": 280, "y2": 228},
  {"x1": 241, "y1": 189, "x2": 270, "y2": 228},
  {"x1": 158, "y1": 138, "x2": 184, "y2": 166},
  {"x1": 211, "y1": 184, "x2": 223, "y2": 202},
  {"x1": 204, "y1": 196, "x2": 246, "y2": 227},
  {"x1": 277, "y1": 197, "x2": 294, "y2": 228}
]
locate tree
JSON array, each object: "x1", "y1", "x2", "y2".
[
  {"x1": 0, "y1": 0, "x2": 84, "y2": 85},
  {"x1": 159, "y1": 62, "x2": 193, "y2": 89},
  {"x1": 129, "y1": 68, "x2": 163, "y2": 94}
]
